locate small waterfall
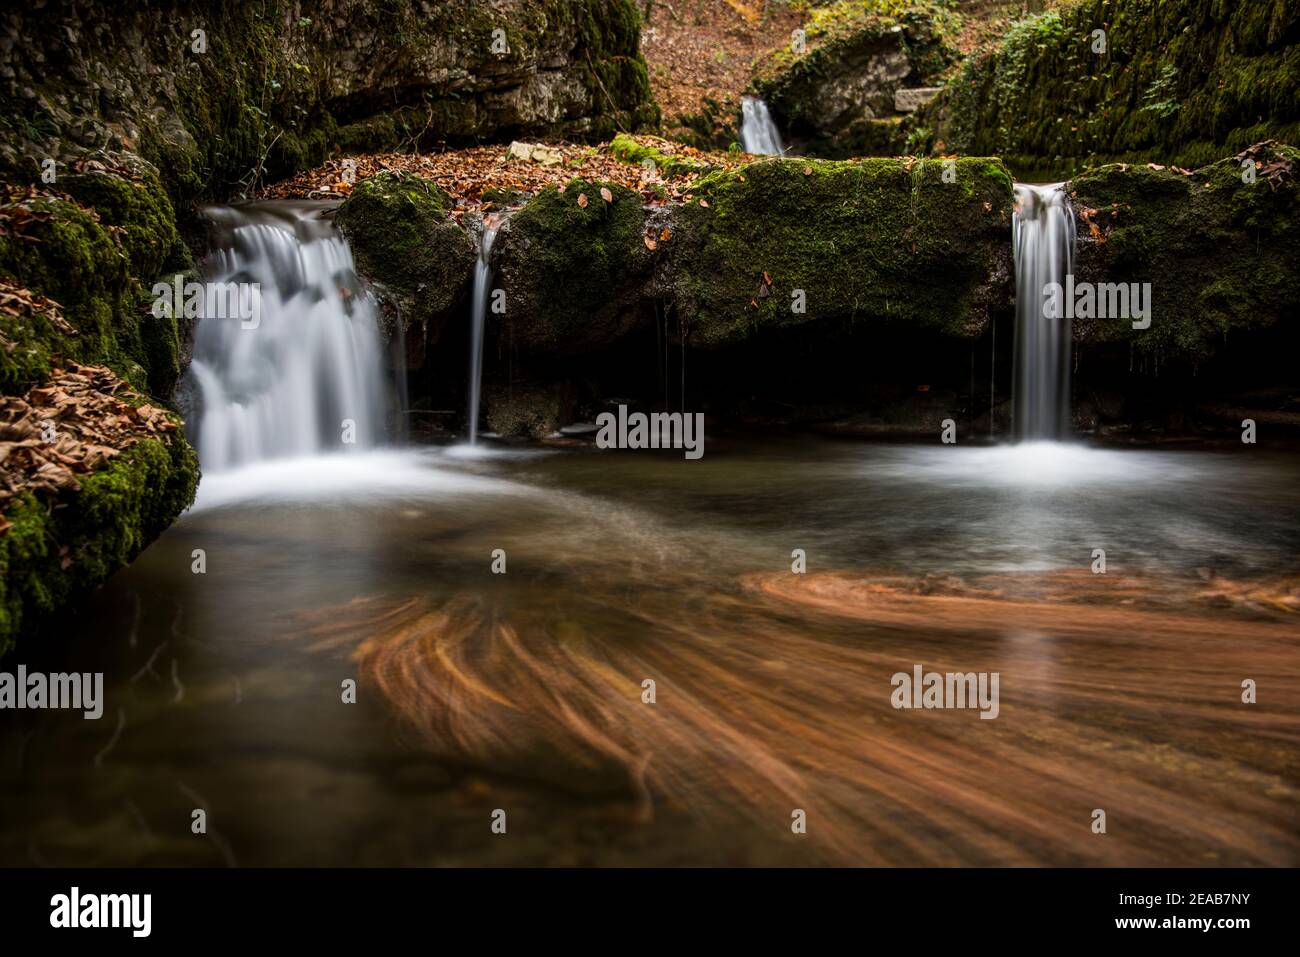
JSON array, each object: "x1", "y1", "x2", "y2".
[
  {"x1": 740, "y1": 96, "x2": 784, "y2": 156},
  {"x1": 186, "y1": 202, "x2": 389, "y2": 471},
  {"x1": 1012, "y1": 183, "x2": 1076, "y2": 441},
  {"x1": 467, "y1": 218, "x2": 500, "y2": 445}
]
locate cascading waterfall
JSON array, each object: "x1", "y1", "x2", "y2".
[
  {"x1": 740, "y1": 96, "x2": 784, "y2": 156},
  {"x1": 466, "y1": 218, "x2": 500, "y2": 445},
  {"x1": 1011, "y1": 183, "x2": 1076, "y2": 440},
  {"x1": 186, "y1": 202, "x2": 389, "y2": 471}
]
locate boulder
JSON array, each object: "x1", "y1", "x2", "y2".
[
  {"x1": 335, "y1": 172, "x2": 477, "y2": 368},
  {"x1": 1067, "y1": 143, "x2": 1300, "y2": 365},
  {"x1": 751, "y1": 1, "x2": 960, "y2": 157},
  {"x1": 669, "y1": 156, "x2": 1015, "y2": 347}
]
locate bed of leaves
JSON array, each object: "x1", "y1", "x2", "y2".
[
  {"x1": 0, "y1": 362, "x2": 178, "y2": 533},
  {"x1": 258, "y1": 137, "x2": 748, "y2": 214}
]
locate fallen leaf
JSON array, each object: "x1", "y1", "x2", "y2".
[
  {"x1": 600, "y1": 187, "x2": 613, "y2": 203},
  {"x1": 577, "y1": 192, "x2": 589, "y2": 208}
]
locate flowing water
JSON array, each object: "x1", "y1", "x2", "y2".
[
  {"x1": 2, "y1": 436, "x2": 1297, "y2": 866},
  {"x1": 1012, "y1": 184, "x2": 1075, "y2": 440},
  {"x1": 2, "y1": 186, "x2": 1296, "y2": 867},
  {"x1": 186, "y1": 202, "x2": 389, "y2": 469},
  {"x1": 740, "y1": 96, "x2": 785, "y2": 156},
  {"x1": 467, "y1": 221, "x2": 500, "y2": 445}
]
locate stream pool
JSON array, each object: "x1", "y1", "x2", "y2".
[{"x1": 2, "y1": 434, "x2": 1297, "y2": 865}]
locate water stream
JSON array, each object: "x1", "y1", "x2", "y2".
[
  {"x1": 740, "y1": 96, "x2": 785, "y2": 156},
  {"x1": 186, "y1": 202, "x2": 390, "y2": 470},
  {"x1": 467, "y1": 220, "x2": 500, "y2": 445},
  {"x1": 1011, "y1": 183, "x2": 1076, "y2": 441},
  {"x1": 2, "y1": 436, "x2": 1296, "y2": 866}
]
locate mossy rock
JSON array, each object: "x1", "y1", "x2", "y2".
[
  {"x1": 609, "y1": 134, "x2": 715, "y2": 179},
  {"x1": 920, "y1": 0, "x2": 1300, "y2": 179},
  {"x1": 1068, "y1": 143, "x2": 1300, "y2": 364},
  {"x1": 335, "y1": 171, "x2": 476, "y2": 354},
  {"x1": 0, "y1": 429, "x2": 198, "y2": 654},
  {"x1": 669, "y1": 155, "x2": 1014, "y2": 347},
  {"x1": 60, "y1": 166, "x2": 188, "y2": 280},
  {"x1": 751, "y1": 0, "x2": 961, "y2": 157},
  {"x1": 494, "y1": 178, "x2": 654, "y2": 353},
  {"x1": 0, "y1": 191, "x2": 184, "y2": 398}
]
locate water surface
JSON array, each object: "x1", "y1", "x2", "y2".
[{"x1": 3, "y1": 435, "x2": 1297, "y2": 865}]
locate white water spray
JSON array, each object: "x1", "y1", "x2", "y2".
[
  {"x1": 1012, "y1": 183, "x2": 1076, "y2": 440},
  {"x1": 467, "y1": 219, "x2": 500, "y2": 445},
  {"x1": 187, "y1": 202, "x2": 389, "y2": 471},
  {"x1": 740, "y1": 96, "x2": 785, "y2": 156}
]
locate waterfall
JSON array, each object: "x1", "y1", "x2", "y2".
[
  {"x1": 740, "y1": 96, "x2": 784, "y2": 156},
  {"x1": 1011, "y1": 183, "x2": 1076, "y2": 441},
  {"x1": 186, "y1": 202, "x2": 389, "y2": 471},
  {"x1": 467, "y1": 219, "x2": 500, "y2": 445}
]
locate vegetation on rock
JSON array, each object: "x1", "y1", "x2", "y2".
[
  {"x1": 672, "y1": 155, "x2": 1014, "y2": 346},
  {"x1": 916, "y1": 0, "x2": 1300, "y2": 179},
  {"x1": 493, "y1": 179, "x2": 656, "y2": 354},
  {"x1": 752, "y1": 0, "x2": 962, "y2": 157},
  {"x1": 335, "y1": 171, "x2": 476, "y2": 358},
  {"x1": 1069, "y1": 143, "x2": 1299, "y2": 365}
]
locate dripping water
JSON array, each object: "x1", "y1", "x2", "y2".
[{"x1": 467, "y1": 218, "x2": 501, "y2": 445}]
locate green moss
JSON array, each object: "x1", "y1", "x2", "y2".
[
  {"x1": 671, "y1": 155, "x2": 1013, "y2": 346},
  {"x1": 0, "y1": 190, "x2": 183, "y2": 397},
  {"x1": 922, "y1": 0, "x2": 1300, "y2": 178},
  {"x1": 609, "y1": 134, "x2": 714, "y2": 178},
  {"x1": 60, "y1": 168, "x2": 185, "y2": 278},
  {"x1": 0, "y1": 429, "x2": 198, "y2": 654},
  {"x1": 496, "y1": 178, "x2": 653, "y2": 351},
  {"x1": 1068, "y1": 144, "x2": 1300, "y2": 363},
  {"x1": 335, "y1": 171, "x2": 475, "y2": 341}
]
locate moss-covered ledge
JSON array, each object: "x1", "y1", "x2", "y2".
[
  {"x1": 670, "y1": 155, "x2": 1014, "y2": 348},
  {"x1": 1068, "y1": 143, "x2": 1300, "y2": 364}
]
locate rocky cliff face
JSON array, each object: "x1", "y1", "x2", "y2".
[
  {"x1": 332, "y1": 139, "x2": 1296, "y2": 440},
  {"x1": 0, "y1": 0, "x2": 659, "y2": 206}
]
